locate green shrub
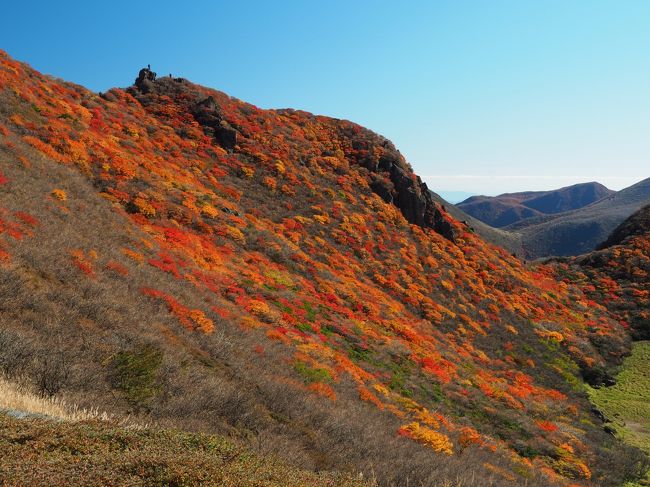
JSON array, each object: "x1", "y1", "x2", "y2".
[
  {"x1": 293, "y1": 362, "x2": 331, "y2": 384},
  {"x1": 110, "y1": 345, "x2": 163, "y2": 410}
]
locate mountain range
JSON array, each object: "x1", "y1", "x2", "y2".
[
  {"x1": 457, "y1": 182, "x2": 615, "y2": 228},
  {"x1": 0, "y1": 50, "x2": 648, "y2": 486},
  {"x1": 455, "y1": 180, "x2": 650, "y2": 259}
]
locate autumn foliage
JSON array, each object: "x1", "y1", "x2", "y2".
[{"x1": 0, "y1": 50, "x2": 646, "y2": 485}]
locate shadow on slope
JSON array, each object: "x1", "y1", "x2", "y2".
[{"x1": 507, "y1": 178, "x2": 650, "y2": 258}]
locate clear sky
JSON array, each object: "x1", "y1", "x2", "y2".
[{"x1": 1, "y1": 1, "x2": 648, "y2": 195}]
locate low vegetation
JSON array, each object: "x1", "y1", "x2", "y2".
[
  {"x1": 0, "y1": 49, "x2": 648, "y2": 485},
  {"x1": 588, "y1": 342, "x2": 650, "y2": 458},
  {"x1": 0, "y1": 411, "x2": 367, "y2": 486}
]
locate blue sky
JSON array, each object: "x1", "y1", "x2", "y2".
[{"x1": 2, "y1": 1, "x2": 648, "y2": 195}]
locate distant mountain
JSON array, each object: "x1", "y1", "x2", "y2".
[
  {"x1": 509, "y1": 177, "x2": 650, "y2": 258},
  {"x1": 457, "y1": 182, "x2": 614, "y2": 228},
  {"x1": 429, "y1": 190, "x2": 523, "y2": 254}
]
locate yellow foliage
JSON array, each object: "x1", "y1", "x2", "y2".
[
  {"x1": 249, "y1": 299, "x2": 274, "y2": 321},
  {"x1": 537, "y1": 330, "x2": 565, "y2": 342},
  {"x1": 399, "y1": 422, "x2": 453, "y2": 455},
  {"x1": 122, "y1": 247, "x2": 145, "y2": 263},
  {"x1": 133, "y1": 197, "x2": 156, "y2": 217},
  {"x1": 415, "y1": 409, "x2": 440, "y2": 428},
  {"x1": 313, "y1": 213, "x2": 330, "y2": 225},
  {"x1": 188, "y1": 309, "x2": 214, "y2": 334},
  {"x1": 51, "y1": 188, "x2": 67, "y2": 201},
  {"x1": 201, "y1": 204, "x2": 219, "y2": 218},
  {"x1": 294, "y1": 216, "x2": 313, "y2": 225},
  {"x1": 575, "y1": 462, "x2": 591, "y2": 480},
  {"x1": 372, "y1": 383, "x2": 389, "y2": 396},
  {"x1": 440, "y1": 280, "x2": 454, "y2": 291},
  {"x1": 225, "y1": 226, "x2": 246, "y2": 244}
]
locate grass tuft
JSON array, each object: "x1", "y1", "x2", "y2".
[{"x1": 0, "y1": 376, "x2": 109, "y2": 422}]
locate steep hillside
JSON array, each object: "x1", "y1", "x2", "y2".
[
  {"x1": 550, "y1": 208, "x2": 650, "y2": 482},
  {"x1": 457, "y1": 183, "x2": 614, "y2": 228},
  {"x1": 508, "y1": 178, "x2": 650, "y2": 258},
  {"x1": 0, "y1": 51, "x2": 647, "y2": 486},
  {"x1": 598, "y1": 203, "x2": 650, "y2": 249},
  {"x1": 552, "y1": 205, "x2": 650, "y2": 340}
]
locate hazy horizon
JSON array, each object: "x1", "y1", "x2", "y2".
[{"x1": 427, "y1": 175, "x2": 646, "y2": 198}]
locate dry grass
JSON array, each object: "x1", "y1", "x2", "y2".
[
  {"x1": 0, "y1": 376, "x2": 108, "y2": 422},
  {"x1": 0, "y1": 135, "x2": 560, "y2": 486}
]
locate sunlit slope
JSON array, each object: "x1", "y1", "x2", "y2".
[{"x1": 0, "y1": 50, "x2": 647, "y2": 485}]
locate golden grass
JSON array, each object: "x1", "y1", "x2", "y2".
[{"x1": 0, "y1": 376, "x2": 108, "y2": 422}]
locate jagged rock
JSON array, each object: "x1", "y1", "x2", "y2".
[
  {"x1": 221, "y1": 207, "x2": 240, "y2": 216},
  {"x1": 135, "y1": 67, "x2": 157, "y2": 93},
  {"x1": 432, "y1": 204, "x2": 456, "y2": 242},
  {"x1": 190, "y1": 96, "x2": 221, "y2": 133},
  {"x1": 390, "y1": 165, "x2": 422, "y2": 224},
  {"x1": 190, "y1": 96, "x2": 237, "y2": 151},
  {"x1": 370, "y1": 178, "x2": 394, "y2": 204},
  {"x1": 582, "y1": 367, "x2": 617, "y2": 388},
  {"x1": 215, "y1": 122, "x2": 237, "y2": 151},
  {"x1": 356, "y1": 138, "x2": 456, "y2": 242}
]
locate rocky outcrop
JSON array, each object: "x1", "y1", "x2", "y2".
[
  {"x1": 134, "y1": 67, "x2": 157, "y2": 93},
  {"x1": 357, "y1": 137, "x2": 456, "y2": 242},
  {"x1": 190, "y1": 96, "x2": 237, "y2": 151},
  {"x1": 128, "y1": 68, "x2": 451, "y2": 238},
  {"x1": 129, "y1": 69, "x2": 237, "y2": 151},
  {"x1": 582, "y1": 367, "x2": 617, "y2": 388}
]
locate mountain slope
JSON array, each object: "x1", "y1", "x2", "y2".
[
  {"x1": 549, "y1": 205, "x2": 650, "y2": 481},
  {"x1": 598, "y1": 203, "x2": 650, "y2": 249},
  {"x1": 0, "y1": 50, "x2": 647, "y2": 485},
  {"x1": 429, "y1": 190, "x2": 523, "y2": 255},
  {"x1": 458, "y1": 183, "x2": 614, "y2": 228},
  {"x1": 552, "y1": 204, "x2": 650, "y2": 340},
  {"x1": 507, "y1": 178, "x2": 650, "y2": 258}
]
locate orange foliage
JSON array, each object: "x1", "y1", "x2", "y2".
[
  {"x1": 398, "y1": 422, "x2": 453, "y2": 455},
  {"x1": 358, "y1": 385, "x2": 384, "y2": 409},
  {"x1": 0, "y1": 49, "x2": 635, "y2": 482},
  {"x1": 142, "y1": 287, "x2": 214, "y2": 333}
]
